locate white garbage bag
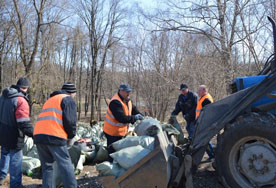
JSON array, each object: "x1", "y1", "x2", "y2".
[
  {"x1": 96, "y1": 161, "x2": 125, "y2": 178},
  {"x1": 112, "y1": 136, "x2": 155, "y2": 151},
  {"x1": 135, "y1": 118, "x2": 162, "y2": 136},
  {"x1": 22, "y1": 156, "x2": 41, "y2": 176},
  {"x1": 110, "y1": 145, "x2": 151, "y2": 170}
]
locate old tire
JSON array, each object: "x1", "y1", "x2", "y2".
[{"x1": 216, "y1": 112, "x2": 276, "y2": 188}]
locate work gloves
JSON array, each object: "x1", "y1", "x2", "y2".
[
  {"x1": 168, "y1": 115, "x2": 176, "y2": 125},
  {"x1": 184, "y1": 113, "x2": 191, "y2": 122},
  {"x1": 135, "y1": 114, "x2": 144, "y2": 121},
  {"x1": 67, "y1": 138, "x2": 75, "y2": 149}
]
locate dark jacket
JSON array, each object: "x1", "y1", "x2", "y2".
[
  {"x1": 171, "y1": 91, "x2": 198, "y2": 122},
  {"x1": 202, "y1": 98, "x2": 212, "y2": 108},
  {"x1": 34, "y1": 90, "x2": 77, "y2": 146},
  {"x1": 0, "y1": 85, "x2": 33, "y2": 149},
  {"x1": 108, "y1": 92, "x2": 141, "y2": 124}
]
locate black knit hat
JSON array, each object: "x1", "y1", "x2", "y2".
[
  {"x1": 16, "y1": 77, "x2": 29, "y2": 88},
  {"x1": 62, "y1": 82, "x2": 77, "y2": 93}
]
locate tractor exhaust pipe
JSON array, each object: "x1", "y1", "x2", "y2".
[{"x1": 268, "y1": 16, "x2": 276, "y2": 71}]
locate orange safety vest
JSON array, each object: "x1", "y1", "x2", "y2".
[
  {"x1": 196, "y1": 93, "x2": 214, "y2": 118},
  {"x1": 103, "y1": 94, "x2": 132, "y2": 136},
  {"x1": 34, "y1": 94, "x2": 69, "y2": 139}
]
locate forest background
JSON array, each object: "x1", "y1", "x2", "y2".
[{"x1": 0, "y1": 0, "x2": 275, "y2": 122}]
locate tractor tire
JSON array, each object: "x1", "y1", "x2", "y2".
[{"x1": 215, "y1": 112, "x2": 276, "y2": 188}]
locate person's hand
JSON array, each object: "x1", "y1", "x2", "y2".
[
  {"x1": 184, "y1": 114, "x2": 190, "y2": 121},
  {"x1": 67, "y1": 139, "x2": 75, "y2": 149},
  {"x1": 135, "y1": 114, "x2": 144, "y2": 121},
  {"x1": 168, "y1": 116, "x2": 175, "y2": 125}
]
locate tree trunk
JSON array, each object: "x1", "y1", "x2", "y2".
[
  {"x1": 0, "y1": 52, "x2": 2, "y2": 93},
  {"x1": 78, "y1": 44, "x2": 84, "y2": 120}
]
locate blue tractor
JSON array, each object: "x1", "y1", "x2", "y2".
[{"x1": 188, "y1": 16, "x2": 276, "y2": 188}]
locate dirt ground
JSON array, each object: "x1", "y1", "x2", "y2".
[
  {"x1": 1, "y1": 119, "x2": 224, "y2": 188},
  {"x1": 1, "y1": 165, "x2": 103, "y2": 188},
  {"x1": 0, "y1": 158, "x2": 223, "y2": 188},
  {"x1": 1, "y1": 140, "x2": 224, "y2": 188},
  {"x1": 193, "y1": 159, "x2": 224, "y2": 188}
]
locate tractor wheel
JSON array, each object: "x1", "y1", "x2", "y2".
[{"x1": 215, "y1": 112, "x2": 276, "y2": 188}]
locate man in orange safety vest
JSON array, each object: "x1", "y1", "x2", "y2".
[
  {"x1": 103, "y1": 84, "x2": 144, "y2": 156},
  {"x1": 34, "y1": 82, "x2": 77, "y2": 188},
  {"x1": 196, "y1": 85, "x2": 215, "y2": 162}
]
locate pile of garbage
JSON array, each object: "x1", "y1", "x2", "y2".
[
  {"x1": 96, "y1": 135, "x2": 154, "y2": 178},
  {"x1": 96, "y1": 117, "x2": 185, "y2": 179},
  {"x1": 22, "y1": 117, "x2": 185, "y2": 180},
  {"x1": 22, "y1": 137, "x2": 41, "y2": 177},
  {"x1": 22, "y1": 121, "x2": 108, "y2": 177}
]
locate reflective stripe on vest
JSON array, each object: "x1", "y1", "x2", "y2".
[
  {"x1": 103, "y1": 94, "x2": 132, "y2": 136},
  {"x1": 196, "y1": 93, "x2": 214, "y2": 118},
  {"x1": 34, "y1": 94, "x2": 68, "y2": 139}
]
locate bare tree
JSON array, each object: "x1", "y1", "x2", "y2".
[
  {"x1": 0, "y1": 0, "x2": 273, "y2": 123},
  {"x1": 78, "y1": 40, "x2": 85, "y2": 120},
  {"x1": 0, "y1": 1, "x2": 14, "y2": 92},
  {"x1": 74, "y1": 0, "x2": 126, "y2": 121},
  {"x1": 142, "y1": 0, "x2": 271, "y2": 91},
  {"x1": 11, "y1": 0, "x2": 46, "y2": 77}
]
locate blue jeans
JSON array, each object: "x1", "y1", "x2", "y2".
[
  {"x1": 36, "y1": 144, "x2": 77, "y2": 188},
  {"x1": 206, "y1": 141, "x2": 215, "y2": 158},
  {"x1": 0, "y1": 147, "x2": 23, "y2": 188},
  {"x1": 186, "y1": 120, "x2": 195, "y2": 139}
]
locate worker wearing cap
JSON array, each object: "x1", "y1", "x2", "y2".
[
  {"x1": 196, "y1": 85, "x2": 215, "y2": 161},
  {"x1": 170, "y1": 83, "x2": 198, "y2": 139},
  {"x1": 0, "y1": 77, "x2": 33, "y2": 187},
  {"x1": 103, "y1": 84, "x2": 144, "y2": 153},
  {"x1": 34, "y1": 82, "x2": 77, "y2": 188}
]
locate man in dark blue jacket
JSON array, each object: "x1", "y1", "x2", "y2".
[
  {"x1": 171, "y1": 84, "x2": 198, "y2": 139},
  {"x1": 0, "y1": 77, "x2": 33, "y2": 187}
]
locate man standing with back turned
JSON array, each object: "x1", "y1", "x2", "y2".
[
  {"x1": 34, "y1": 82, "x2": 77, "y2": 188},
  {"x1": 0, "y1": 77, "x2": 33, "y2": 188},
  {"x1": 170, "y1": 83, "x2": 198, "y2": 139}
]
